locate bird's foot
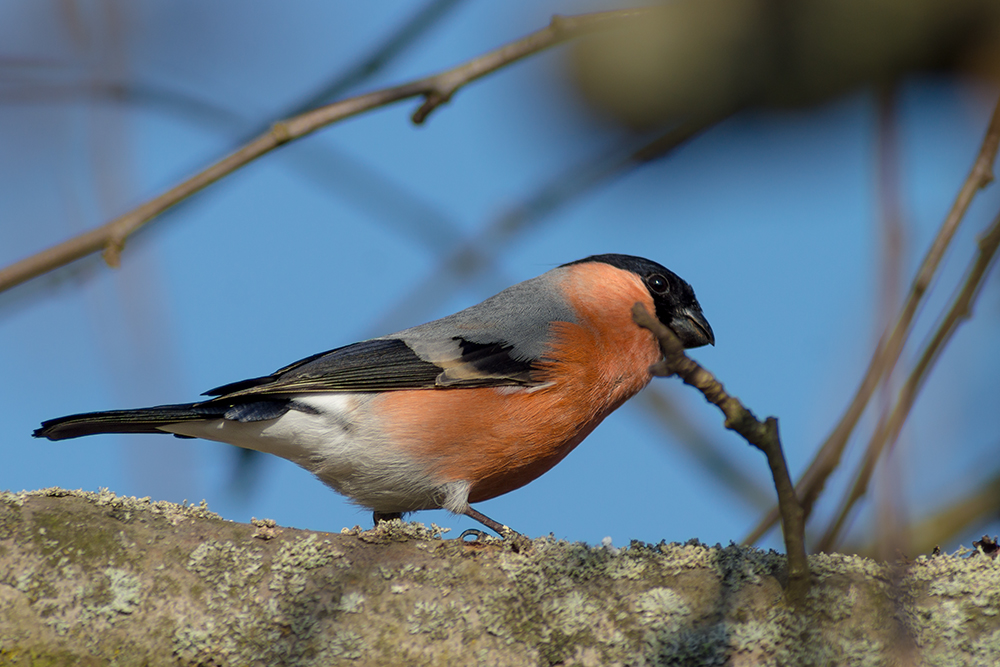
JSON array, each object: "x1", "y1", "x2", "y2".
[{"x1": 461, "y1": 506, "x2": 530, "y2": 551}]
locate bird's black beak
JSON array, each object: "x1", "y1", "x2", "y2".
[{"x1": 669, "y1": 307, "x2": 715, "y2": 349}]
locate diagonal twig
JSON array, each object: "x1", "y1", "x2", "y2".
[
  {"x1": 744, "y1": 95, "x2": 1000, "y2": 545},
  {"x1": 0, "y1": 8, "x2": 647, "y2": 295},
  {"x1": 816, "y1": 210, "x2": 1000, "y2": 551},
  {"x1": 632, "y1": 303, "x2": 809, "y2": 607}
]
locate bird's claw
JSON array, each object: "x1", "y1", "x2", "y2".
[{"x1": 460, "y1": 528, "x2": 491, "y2": 542}]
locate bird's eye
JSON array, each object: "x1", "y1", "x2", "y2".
[{"x1": 647, "y1": 274, "x2": 669, "y2": 293}]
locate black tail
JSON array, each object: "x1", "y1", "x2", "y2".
[{"x1": 34, "y1": 403, "x2": 218, "y2": 441}]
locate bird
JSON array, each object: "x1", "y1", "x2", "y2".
[{"x1": 34, "y1": 254, "x2": 713, "y2": 537}]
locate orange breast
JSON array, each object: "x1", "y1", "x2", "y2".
[{"x1": 376, "y1": 263, "x2": 662, "y2": 503}]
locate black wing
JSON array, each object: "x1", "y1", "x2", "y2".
[{"x1": 201, "y1": 337, "x2": 538, "y2": 401}]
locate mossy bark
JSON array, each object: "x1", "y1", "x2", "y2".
[{"x1": 0, "y1": 488, "x2": 997, "y2": 666}]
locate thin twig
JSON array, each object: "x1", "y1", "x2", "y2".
[
  {"x1": 632, "y1": 303, "x2": 809, "y2": 607},
  {"x1": 873, "y1": 84, "x2": 909, "y2": 563},
  {"x1": 816, "y1": 210, "x2": 1000, "y2": 552},
  {"x1": 744, "y1": 94, "x2": 1000, "y2": 545},
  {"x1": 0, "y1": 9, "x2": 647, "y2": 295}
]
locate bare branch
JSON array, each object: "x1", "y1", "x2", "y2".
[
  {"x1": 632, "y1": 303, "x2": 809, "y2": 607},
  {"x1": 744, "y1": 94, "x2": 1000, "y2": 545},
  {"x1": 0, "y1": 8, "x2": 647, "y2": 295}
]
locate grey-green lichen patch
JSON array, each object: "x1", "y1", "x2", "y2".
[
  {"x1": 269, "y1": 533, "x2": 339, "y2": 600},
  {"x1": 634, "y1": 586, "x2": 691, "y2": 628},
  {"x1": 186, "y1": 539, "x2": 265, "y2": 598},
  {"x1": 78, "y1": 567, "x2": 142, "y2": 620},
  {"x1": 707, "y1": 542, "x2": 786, "y2": 589},
  {"x1": 540, "y1": 589, "x2": 608, "y2": 642},
  {"x1": 346, "y1": 518, "x2": 450, "y2": 543},
  {"x1": 335, "y1": 590, "x2": 365, "y2": 613},
  {"x1": 967, "y1": 627, "x2": 1000, "y2": 664},
  {"x1": 1, "y1": 487, "x2": 221, "y2": 524},
  {"x1": 831, "y1": 634, "x2": 889, "y2": 667},
  {"x1": 176, "y1": 538, "x2": 305, "y2": 664},
  {"x1": 406, "y1": 599, "x2": 471, "y2": 639},
  {"x1": 273, "y1": 533, "x2": 335, "y2": 572},
  {"x1": 809, "y1": 550, "x2": 887, "y2": 581},
  {"x1": 173, "y1": 530, "x2": 379, "y2": 665},
  {"x1": 905, "y1": 551, "x2": 1000, "y2": 665},
  {"x1": 478, "y1": 540, "x2": 717, "y2": 663},
  {"x1": 604, "y1": 552, "x2": 649, "y2": 580},
  {"x1": 24, "y1": 564, "x2": 145, "y2": 639},
  {"x1": 325, "y1": 628, "x2": 367, "y2": 660}
]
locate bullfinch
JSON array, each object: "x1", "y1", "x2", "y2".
[{"x1": 34, "y1": 254, "x2": 713, "y2": 536}]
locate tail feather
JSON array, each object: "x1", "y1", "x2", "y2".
[{"x1": 34, "y1": 403, "x2": 221, "y2": 441}]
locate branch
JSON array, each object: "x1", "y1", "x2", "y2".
[
  {"x1": 631, "y1": 304, "x2": 809, "y2": 607},
  {"x1": 744, "y1": 94, "x2": 1000, "y2": 545},
  {"x1": 2, "y1": 488, "x2": 996, "y2": 664},
  {"x1": 0, "y1": 9, "x2": 646, "y2": 295},
  {"x1": 816, "y1": 210, "x2": 1000, "y2": 551}
]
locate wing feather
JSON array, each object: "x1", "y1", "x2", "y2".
[{"x1": 201, "y1": 337, "x2": 539, "y2": 402}]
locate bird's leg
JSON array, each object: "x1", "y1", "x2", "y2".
[
  {"x1": 373, "y1": 511, "x2": 403, "y2": 526},
  {"x1": 461, "y1": 506, "x2": 523, "y2": 541}
]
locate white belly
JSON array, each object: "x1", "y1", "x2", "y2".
[{"x1": 160, "y1": 393, "x2": 458, "y2": 513}]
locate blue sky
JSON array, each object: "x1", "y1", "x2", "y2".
[{"x1": 2, "y1": 2, "x2": 998, "y2": 553}]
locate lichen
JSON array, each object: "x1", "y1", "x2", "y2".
[
  {"x1": 406, "y1": 599, "x2": 470, "y2": 639},
  {"x1": 1, "y1": 488, "x2": 998, "y2": 665},
  {"x1": 324, "y1": 628, "x2": 366, "y2": 660},
  {"x1": 78, "y1": 567, "x2": 142, "y2": 620},
  {"x1": 186, "y1": 539, "x2": 265, "y2": 598},
  {"x1": 335, "y1": 591, "x2": 365, "y2": 613},
  {"x1": 634, "y1": 586, "x2": 691, "y2": 628}
]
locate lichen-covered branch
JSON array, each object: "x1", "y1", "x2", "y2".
[
  {"x1": 1, "y1": 488, "x2": 997, "y2": 665},
  {"x1": 631, "y1": 304, "x2": 809, "y2": 607}
]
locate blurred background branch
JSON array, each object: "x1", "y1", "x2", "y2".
[{"x1": 0, "y1": 7, "x2": 644, "y2": 294}]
